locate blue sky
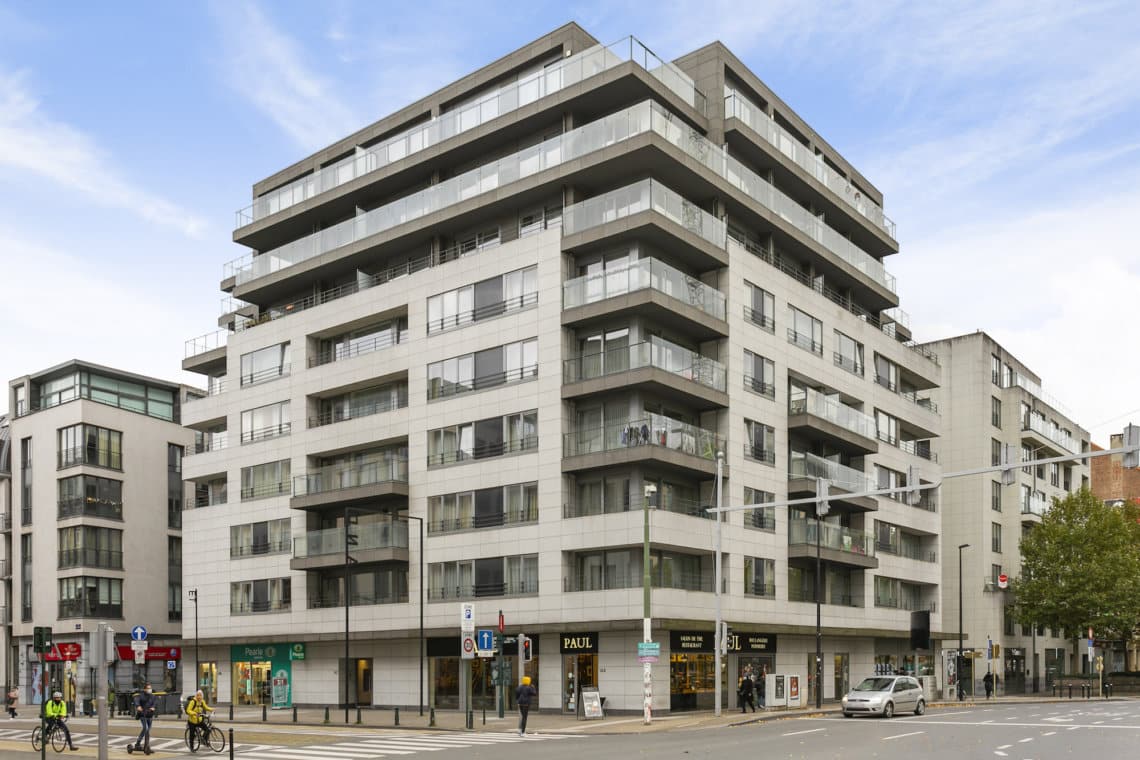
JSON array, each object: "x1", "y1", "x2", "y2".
[{"x1": 1, "y1": 0, "x2": 1138, "y2": 444}]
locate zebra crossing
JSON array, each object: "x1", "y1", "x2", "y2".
[
  {"x1": 230, "y1": 731, "x2": 574, "y2": 760},
  {"x1": 0, "y1": 726, "x2": 573, "y2": 757}
]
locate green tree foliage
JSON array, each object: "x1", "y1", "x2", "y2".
[{"x1": 1012, "y1": 489, "x2": 1140, "y2": 642}]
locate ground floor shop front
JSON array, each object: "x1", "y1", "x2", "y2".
[{"x1": 186, "y1": 629, "x2": 937, "y2": 714}]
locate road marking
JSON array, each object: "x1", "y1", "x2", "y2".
[
  {"x1": 997, "y1": 745, "x2": 1012, "y2": 749},
  {"x1": 882, "y1": 731, "x2": 924, "y2": 741},
  {"x1": 1043, "y1": 731, "x2": 1056, "y2": 736},
  {"x1": 994, "y1": 752, "x2": 1007, "y2": 757},
  {"x1": 1018, "y1": 737, "x2": 1033, "y2": 743},
  {"x1": 782, "y1": 728, "x2": 826, "y2": 736}
]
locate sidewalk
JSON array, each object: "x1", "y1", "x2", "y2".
[{"x1": 75, "y1": 693, "x2": 1128, "y2": 737}]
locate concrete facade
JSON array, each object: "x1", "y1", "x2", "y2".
[
  {"x1": 923, "y1": 332, "x2": 1090, "y2": 695},
  {"x1": 181, "y1": 23, "x2": 947, "y2": 714},
  {"x1": 6, "y1": 361, "x2": 194, "y2": 709}
]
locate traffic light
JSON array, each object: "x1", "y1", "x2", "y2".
[
  {"x1": 33, "y1": 626, "x2": 53, "y2": 654},
  {"x1": 490, "y1": 663, "x2": 501, "y2": 685},
  {"x1": 520, "y1": 634, "x2": 533, "y2": 663},
  {"x1": 993, "y1": 643, "x2": 1001, "y2": 658}
]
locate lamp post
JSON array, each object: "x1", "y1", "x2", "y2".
[
  {"x1": 187, "y1": 589, "x2": 199, "y2": 694},
  {"x1": 815, "y1": 479, "x2": 830, "y2": 709},
  {"x1": 402, "y1": 513, "x2": 425, "y2": 716},
  {"x1": 958, "y1": 543, "x2": 970, "y2": 701},
  {"x1": 713, "y1": 451, "x2": 724, "y2": 717},
  {"x1": 343, "y1": 507, "x2": 360, "y2": 724},
  {"x1": 642, "y1": 482, "x2": 652, "y2": 725}
]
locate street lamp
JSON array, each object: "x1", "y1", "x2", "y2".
[
  {"x1": 343, "y1": 506, "x2": 361, "y2": 724},
  {"x1": 958, "y1": 544, "x2": 970, "y2": 701},
  {"x1": 815, "y1": 479, "x2": 830, "y2": 709},
  {"x1": 402, "y1": 513, "x2": 425, "y2": 717},
  {"x1": 187, "y1": 589, "x2": 199, "y2": 694}
]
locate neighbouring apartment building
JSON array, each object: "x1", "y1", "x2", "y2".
[
  {"x1": 923, "y1": 332, "x2": 1090, "y2": 696},
  {"x1": 6, "y1": 361, "x2": 194, "y2": 708},
  {"x1": 1, "y1": 414, "x2": 12, "y2": 693},
  {"x1": 180, "y1": 23, "x2": 947, "y2": 713}
]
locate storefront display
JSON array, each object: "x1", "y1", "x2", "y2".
[
  {"x1": 560, "y1": 632, "x2": 597, "y2": 713},
  {"x1": 669, "y1": 630, "x2": 726, "y2": 711},
  {"x1": 230, "y1": 643, "x2": 303, "y2": 708}
]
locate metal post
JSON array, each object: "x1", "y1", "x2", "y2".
[
  {"x1": 958, "y1": 544, "x2": 970, "y2": 700},
  {"x1": 402, "y1": 514, "x2": 424, "y2": 717},
  {"x1": 642, "y1": 489, "x2": 652, "y2": 725},
  {"x1": 345, "y1": 507, "x2": 351, "y2": 725},
  {"x1": 713, "y1": 451, "x2": 724, "y2": 717},
  {"x1": 228, "y1": 728, "x2": 234, "y2": 760},
  {"x1": 96, "y1": 623, "x2": 110, "y2": 760},
  {"x1": 188, "y1": 589, "x2": 199, "y2": 696},
  {"x1": 815, "y1": 478, "x2": 828, "y2": 710}
]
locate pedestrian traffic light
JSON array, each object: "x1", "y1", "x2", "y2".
[
  {"x1": 993, "y1": 643, "x2": 1001, "y2": 657},
  {"x1": 33, "y1": 626, "x2": 53, "y2": 654},
  {"x1": 491, "y1": 663, "x2": 500, "y2": 684},
  {"x1": 520, "y1": 634, "x2": 532, "y2": 663}
]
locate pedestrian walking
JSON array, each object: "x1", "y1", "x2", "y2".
[
  {"x1": 6, "y1": 687, "x2": 17, "y2": 718},
  {"x1": 983, "y1": 670, "x2": 994, "y2": 699},
  {"x1": 516, "y1": 676, "x2": 537, "y2": 736},
  {"x1": 739, "y1": 671, "x2": 756, "y2": 713},
  {"x1": 129, "y1": 682, "x2": 158, "y2": 754}
]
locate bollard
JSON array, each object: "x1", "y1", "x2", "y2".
[
  {"x1": 228, "y1": 728, "x2": 234, "y2": 760},
  {"x1": 229, "y1": 704, "x2": 234, "y2": 721},
  {"x1": 394, "y1": 706, "x2": 400, "y2": 726},
  {"x1": 324, "y1": 706, "x2": 330, "y2": 724},
  {"x1": 293, "y1": 705, "x2": 298, "y2": 723},
  {"x1": 466, "y1": 709, "x2": 473, "y2": 730},
  {"x1": 482, "y1": 707, "x2": 486, "y2": 725},
  {"x1": 262, "y1": 704, "x2": 268, "y2": 721},
  {"x1": 356, "y1": 706, "x2": 362, "y2": 725},
  {"x1": 429, "y1": 707, "x2": 436, "y2": 727},
  {"x1": 1067, "y1": 685, "x2": 1072, "y2": 699}
]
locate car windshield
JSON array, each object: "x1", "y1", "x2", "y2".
[{"x1": 854, "y1": 677, "x2": 896, "y2": 691}]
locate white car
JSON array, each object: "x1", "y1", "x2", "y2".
[{"x1": 841, "y1": 675, "x2": 925, "y2": 718}]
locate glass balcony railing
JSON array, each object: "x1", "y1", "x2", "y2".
[
  {"x1": 185, "y1": 329, "x2": 227, "y2": 359},
  {"x1": 563, "y1": 177, "x2": 728, "y2": 251},
  {"x1": 1010, "y1": 374, "x2": 1076, "y2": 421},
  {"x1": 565, "y1": 413, "x2": 724, "y2": 462},
  {"x1": 1022, "y1": 414, "x2": 1077, "y2": 453},
  {"x1": 293, "y1": 520, "x2": 409, "y2": 559},
  {"x1": 724, "y1": 91, "x2": 896, "y2": 239},
  {"x1": 788, "y1": 451, "x2": 875, "y2": 493},
  {"x1": 562, "y1": 256, "x2": 726, "y2": 320},
  {"x1": 293, "y1": 453, "x2": 409, "y2": 497},
  {"x1": 790, "y1": 386, "x2": 876, "y2": 439},
  {"x1": 788, "y1": 519, "x2": 875, "y2": 558},
  {"x1": 564, "y1": 338, "x2": 727, "y2": 393},
  {"x1": 235, "y1": 36, "x2": 705, "y2": 229},
  {"x1": 563, "y1": 571, "x2": 713, "y2": 593},
  {"x1": 1022, "y1": 494, "x2": 1050, "y2": 517}
]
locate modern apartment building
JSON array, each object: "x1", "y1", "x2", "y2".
[
  {"x1": 923, "y1": 332, "x2": 1089, "y2": 695},
  {"x1": 181, "y1": 23, "x2": 946, "y2": 713},
  {"x1": 1, "y1": 414, "x2": 12, "y2": 692},
  {"x1": 6, "y1": 361, "x2": 194, "y2": 708}
]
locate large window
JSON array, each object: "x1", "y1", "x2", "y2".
[
  {"x1": 314, "y1": 382, "x2": 408, "y2": 427},
  {"x1": 427, "y1": 411, "x2": 537, "y2": 467},
  {"x1": 992, "y1": 481, "x2": 1002, "y2": 512},
  {"x1": 59, "y1": 576, "x2": 122, "y2": 618},
  {"x1": 834, "y1": 331, "x2": 864, "y2": 376},
  {"x1": 168, "y1": 444, "x2": 183, "y2": 529},
  {"x1": 992, "y1": 522, "x2": 1002, "y2": 553},
  {"x1": 230, "y1": 578, "x2": 291, "y2": 614},
  {"x1": 991, "y1": 354, "x2": 1001, "y2": 385},
  {"x1": 743, "y1": 487, "x2": 775, "y2": 530},
  {"x1": 428, "y1": 554, "x2": 538, "y2": 599},
  {"x1": 313, "y1": 317, "x2": 407, "y2": 366},
  {"x1": 20, "y1": 437, "x2": 31, "y2": 525},
  {"x1": 30, "y1": 370, "x2": 175, "y2": 421},
  {"x1": 991, "y1": 397, "x2": 1002, "y2": 428},
  {"x1": 745, "y1": 419, "x2": 775, "y2": 464},
  {"x1": 428, "y1": 482, "x2": 538, "y2": 533},
  {"x1": 787, "y1": 306, "x2": 822, "y2": 355},
  {"x1": 240, "y1": 343, "x2": 291, "y2": 386},
  {"x1": 168, "y1": 536, "x2": 182, "y2": 622},
  {"x1": 241, "y1": 401, "x2": 291, "y2": 443},
  {"x1": 743, "y1": 350, "x2": 775, "y2": 399},
  {"x1": 230, "y1": 519, "x2": 292, "y2": 558},
  {"x1": 21, "y1": 534, "x2": 32, "y2": 621},
  {"x1": 875, "y1": 353, "x2": 900, "y2": 391},
  {"x1": 567, "y1": 549, "x2": 710, "y2": 592},
  {"x1": 240, "y1": 460, "x2": 291, "y2": 500},
  {"x1": 58, "y1": 526, "x2": 123, "y2": 569},
  {"x1": 745, "y1": 282, "x2": 775, "y2": 331},
  {"x1": 992, "y1": 438, "x2": 1002, "y2": 467},
  {"x1": 58, "y1": 424, "x2": 122, "y2": 470},
  {"x1": 744, "y1": 557, "x2": 775, "y2": 598},
  {"x1": 427, "y1": 266, "x2": 537, "y2": 333},
  {"x1": 428, "y1": 339, "x2": 537, "y2": 399}
]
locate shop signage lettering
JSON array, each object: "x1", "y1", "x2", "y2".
[
  {"x1": 289, "y1": 643, "x2": 306, "y2": 661},
  {"x1": 669, "y1": 630, "x2": 712, "y2": 652},
  {"x1": 115, "y1": 646, "x2": 181, "y2": 661},
  {"x1": 560, "y1": 633, "x2": 598, "y2": 653},
  {"x1": 727, "y1": 633, "x2": 778, "y2": 653}
]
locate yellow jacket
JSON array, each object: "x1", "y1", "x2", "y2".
[
  {"x1": 45, "y1": 699, "x2": 68, "y2": 719},
  {"x1": 186, "y1": 697, "x2": 212, "y2": 725}
]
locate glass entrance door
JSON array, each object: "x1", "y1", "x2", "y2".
[{"x1": 834, "y1": 653, "x2": 849, "y2": 699}]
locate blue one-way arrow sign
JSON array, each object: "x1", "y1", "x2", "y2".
[
  {"x1": 131, "y1": 625, "x2": 148, "y2": 641},
  {"x1": 477, "y1": 629, "x2": 494, "y2": 652}
]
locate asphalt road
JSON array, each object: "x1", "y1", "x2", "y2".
[{"x1": 2, "y1": 702, "x2": 1139, "y2": 759}]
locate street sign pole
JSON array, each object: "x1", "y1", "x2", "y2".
[{"x1": 497, "y1": 610, "x2": 505, "y2": 719}]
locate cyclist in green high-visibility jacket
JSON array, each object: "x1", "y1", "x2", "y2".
[{"x1": 44, "y1": 691, "x2": 78, "y2": 750}]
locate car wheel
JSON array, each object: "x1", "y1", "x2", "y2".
[
  {"x1": 843, "y1": 711, "x2": 853, "y2": 718},
  {"x1": 883, "y1": 701, "x2": 894, "y2": 719},
  {"x1": 914, "y1": 699, "x2": 925, "y2": 716}
]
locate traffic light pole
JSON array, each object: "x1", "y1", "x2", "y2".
[{"x1": 497, "y1": 610, "x2": 504, "y2": 719}]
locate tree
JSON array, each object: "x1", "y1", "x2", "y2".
[{"x1": 1012, "y1": 488, "x2": 1140, "y2": 651}]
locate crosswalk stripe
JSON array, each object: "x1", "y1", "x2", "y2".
[{"x1": 237, "y1": 753, "x2": 404, "y2": 760}]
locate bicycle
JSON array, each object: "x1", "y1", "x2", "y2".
[
  {"x1": 185, "y1": 714, "x2": 225, "y2": 753},
  {"x1": 30, "y1": 719, "x2": 69, "y2": 753}
]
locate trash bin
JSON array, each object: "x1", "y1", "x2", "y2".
[{"x1": 84, "y1": 698, "x2": 96, "y2": 716}]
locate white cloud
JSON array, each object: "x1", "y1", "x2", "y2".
[
  {"x1": 0, "y1": 68, "x2": 208, "y2": 238},
  {"x1": 210, "y1": 0, "x2": 363, "y2": 151}
]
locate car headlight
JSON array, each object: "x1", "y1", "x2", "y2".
[{"x1": 867, "y1": 696, "x2": 882, "y2": 706}]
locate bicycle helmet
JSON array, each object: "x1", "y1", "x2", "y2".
[{"x1": 53, "y1": 691, "x2": 62, "y2": 699}]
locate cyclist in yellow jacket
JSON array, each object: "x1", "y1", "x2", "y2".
[
  {"x1": 185, "y1": 690, "x2": 214, "y2": 745},
  {"x1": 44, "y1": 691, "x2": 78, "y2": 750}
]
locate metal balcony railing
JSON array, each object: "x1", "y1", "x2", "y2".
[
  {"x1": 428, "y1": 579, "x2": 539, "y2": 600},
  {"x1": 789, "y1": 519, "x2": 875, "y2": 558},
  {"x1": 293, "y1": 520, "x2": 409, "y2": 559},
  {"x1": 309, "y1": 390, "x2": 409, "y2": 427},
  {"x1": 565, "y1": 415, "x2": 723, "y2": 461},
  {"x1": 563, "y1": 571, "x2": 712, "y2": 593},
  {"x1": 429, "y1": 436, "x2": 537, "y2": 468}
]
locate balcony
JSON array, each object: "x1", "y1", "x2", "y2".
[
  {"x1": 563, "y1": 571, "x2": 712, "y2": 593},
  {"x1": 291, "y1": 454, "x2": 409, "y2": 510},
  {"x1": 874, "y1": 375, "x2": 940, "y2": 415},
  {"x1": 788, "y1": 587, "x2": 860, "y2": 607},
  {"x1": 0, "y1": 512, "x2": 11, "y2": 532},
  {"x1": 788, "y1": 451, "x2": 877, "y2": 512},
  {"x1": 291, "y1": 520, "x2": 409, "y2": 571},
  {"x1": 429, "y1": 578, "x2": 538, "y2": 601},
  {"x1": 231, "y1": 599, "x2": 290, "y2": 615},
  {"x1": 745, "y1": 580, "x2": 777, "y2": 599},
  {"x1": 310, "y1": 390, "x2": 409, "y2": 428},
  {"x1": 562, "y1": 257, "x2": 727, "y2": 339},
  {"x1": 723, "y1": 92, "x2": 896, "y2": 239},
  {"x1": 428, "y1": 436, "x2": 537, "y2": 469},
  {"x1": 1021, "y1": 493, "x2": 1050, "y2": 522},
  {"x1": 743, "y1": 305, "x2": 775, "y2": 334},
  {"x1": 191, "y1": 433, "x2": 228, "y2": 455},
  {"x1": 184, "y1": 377, "x2": 227, "y2": 405},
  {"x1": 241, "y1": 481, "x2": 290, "y2": 501},
  {"x1": 58, "y1": 548, "x2": 123, "y2": 571},
  {"x1": 876, "y1": 433, "x2": 937, "y2": 462},
  {"x1": 308, "y1": 329, "x2": 405, "y2": 368},
  {"x1": 563, "y1": 414, "x2": 725, "y2": 477},
  {"x1": 743, "y1": 374, "x2": 776, "y2": 400},
  {"x1": 788, "y1": 519, "x2": 878, "y2": 569},
  {"x1": 183, "y1": 330, "x2": 228, "y2": 374},
  {"x1": 1009, "y1": 374, "x2": 1076, "y2": 421},
  {"x1": 563, "y1": 178, "x2": 729, "y2": 270},
  {"x1": 789, "y1": 387, "x2": 878, "y2": 454},
  {"x1": 875, "y1": 597, "x2": 937, "y2": 612},
  {"x1": 307, "y1": 590, "x2": 408, "y2": 608},
  {"x1": 429, "y1": 365, "x2": 538, "y2": 402},
  {"x1": 877, "y1": 541, "x2": 937, "y2": 563},
  {"x1": 743, "y1": 443, "x2": 776, "y2": 466},
  {"x1": 235, "y1": 36, "x2": 706, "y2": 230},
  {"x1": 429, "y1": 505, "x2": 538, "y2": 534},
  {"x1": 563, "y1": 339, "x2": 728, "y2": 409},
  {"x1": 1021, "y1": 414, "x2": 1077, "y2": 455}
]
